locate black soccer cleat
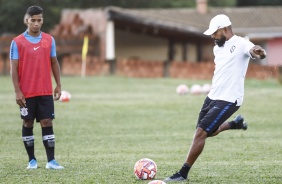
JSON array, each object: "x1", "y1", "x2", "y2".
[
  {"x1": 232, "y1": 115, "x2": 248, "y2": 130},
  {"x1": 164, "y1": 172, "x2": 187, "y2": 183}
]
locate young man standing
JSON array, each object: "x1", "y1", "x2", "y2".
[
  {"x1": 10, "y1": 5, "x2": 64, "y2": 169},
  {"x1": 164, "y1": 14, "x2": 267, "y2": 182}
]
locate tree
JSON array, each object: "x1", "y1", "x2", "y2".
[
  {"x1": 0, "y1": 0, "x2": 62, "y2": 34},
  {"x1": 237, "y1": 0, "x2": 282, "y2": 6},
  {"x1": 0, "y1": 0, "x2": 194, "y2": 34},
  {"x1": 1, "y1": 0, "x2": 282, "y2": 34},
  {"x1": 209, "y1": 0, "x2": 236, "y2": 7}
]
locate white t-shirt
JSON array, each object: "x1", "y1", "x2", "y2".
[{"x1": 207, "y1": 35, "x2": 254, "y2": 106}]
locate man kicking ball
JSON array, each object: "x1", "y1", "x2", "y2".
[{"x1": 164, "y1": 14, "x2": 267, "y2": 182}]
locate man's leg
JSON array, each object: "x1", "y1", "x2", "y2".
[
  {"x1": 22, "y1": 119, "x2": 37, "y2": 169},
  {"x1": 185, "y1": 127, "x2": 207, "y2": 166},
  {"x1": 38, "y1": 96, "x2": 63, "y2": 170},
  {"x1": 164, "y1": 99, "x2": 242, "y2": 182},
  {"x1": 211, "y1": 115, "x2": 247, "y2": 137},
  {"x1": 41, "y1": 119, "x2": 55, "y2": 162},
  {"x1": 163, "y1": 128, "x2": 207, "y2": 182},
  {"x1": 210, "y1": 122, "x2": 229, "y2": 137},
  {"x1": 185, "y1": 115, "x2": 248, "y2": 165},
  {"x1": 40, "y1": 119, "x2": 64, "y2": 170},
  {"x1": 20, "y1": 97, "x2": 38, "y2": 169}
]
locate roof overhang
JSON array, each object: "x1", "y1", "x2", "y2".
[{"x1": 106, "y1": 7, "x2": 208, "y2": 42}]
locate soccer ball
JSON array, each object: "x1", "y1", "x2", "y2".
[
  {"x1": 176, "y1": 84, "x2": 189, "y2": 95},
  {"x1": 148, "y1": 180, "x2": 166, "y2": 184},
  {"x1": 190, "y1": 84, "x2": 202, "y2": 95},
  {"x1": 134, "y1": 158, "x2": 157, "y2": 180},
  {"x1": 201, "y1": 83, "x2": 211, "y2": 94},
  {"x1": 59, "y1": 90, "x2": 71, "y2": 102}
]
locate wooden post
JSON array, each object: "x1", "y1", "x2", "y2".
[
  {"x1": 279, "y1": 66, "x2": 282, "y2": 84},
  {"x1": 2, "y1": 53, "x2": 8, "y2": 75},
  {"x1": 182, "y1": 42, "x2": 187, "y2": 61},
  {"x1": 197, "y1": 42, "x2": 202, "y2": 62},
  {"x1": 106, "y1": 21, "x2": 116, "y2": 75},
  {"x1": 163, "y1": 39, "x2": 174, "y2": 77}
]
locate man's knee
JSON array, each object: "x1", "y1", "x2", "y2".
[
  {"x1": 195, "y1": 127, "x2": 208, "y2": 139},
  {"x1": 40, "y1": 119, "x2": 53, "y2": 127},
  {"x1": 23, "y1": 119, "x2": 34, "y2": 127}
]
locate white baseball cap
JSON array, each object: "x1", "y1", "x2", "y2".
[{"x1": 203, "y1": 14, "x2": 232, "y2": 35}]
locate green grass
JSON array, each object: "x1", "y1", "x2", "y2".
[{"x1": 0, "y1": 76, "x2": 281, "y2": 184}]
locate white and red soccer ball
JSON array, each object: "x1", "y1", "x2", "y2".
[
  {"x1": 201, "y1": 83, "x2": 211, "y2": 94},
  {"x1": 190, "y1": 84, "x2": 202, "y2": 95},
  {"x1": 176, "y1": 84, "x2": 189, "y2": 95},
  {"x1": 59, "y1": 90, "x2": 71, "y2": 102},
  {"x1": 134, "y1": 158, "x2": 157, "y2": 180}
]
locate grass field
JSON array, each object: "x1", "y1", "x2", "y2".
[{"x1": 0, "y1": 76, "x2": 281, "y2": 184}]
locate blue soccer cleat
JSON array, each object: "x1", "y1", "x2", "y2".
[{"x1": 46, "y1": 159, "x2": 64, "y2": 170}]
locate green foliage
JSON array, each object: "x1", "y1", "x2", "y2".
[
  {"x1": 0, "y1": 0, "x2": 61, "y2": 34},
  {"x1": 1, "y1": 76, "x2": 282, "y2": 183},
  {"x1": 237, "y1": 0, "x2": 282, "y2": 6},
  {"x1": 0, "y1": 0, "x2": 222, "y2": 34},
  {"x1": 209, "y1": 0, "x2": 236, "y2": 7},
  {"x1": 56, "y1": 0, "x2": 196, "y2": 8},
  {"x1": 1, "y1": 0, "x2": 282, "y2": 34}
]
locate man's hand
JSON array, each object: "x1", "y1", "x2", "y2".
[
  {"x1": 16, "y1": 91, "x2": 26, "y2": 107},
  {"x1": 251, "y1": 45, "x2": 267, "y2": 59},
  {"x1": 53, "y1": 86, "x2": 61, "y2": 101}
]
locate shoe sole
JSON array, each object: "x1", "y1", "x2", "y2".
[
  {"x1": 46, "y1": 166, "x2": 64, "y2": 169},
  {"x1": 27, "y1": 164, "x2": 38, "y2": 169},
  {"x1": 26, "y1": 167, "x2": 37, "y2": 169},
  {"x1": 164, "y1": 176, "x2": 187, "y2": 182}
]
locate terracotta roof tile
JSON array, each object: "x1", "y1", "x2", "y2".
[
  {"x1": 108, "y1": 6, "x2": 282, "y2": 38},
  {"x1": 58, "y1": 6, "x2": 282, "y2": 39}
]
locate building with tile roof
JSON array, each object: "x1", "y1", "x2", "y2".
[
  {"x1": 1, "y1": 1, "x2": 280, "y2": 79},
  {"x1": 50, "y1": 3, "x2": 282, "y2": 68}
]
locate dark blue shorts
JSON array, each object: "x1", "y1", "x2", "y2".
[
  {"x1": 20, "y1": 95, "x2": 55, "y2": 122},
  {"x1": 197, "y1": 97, "x2": 240, "y2": 136}
]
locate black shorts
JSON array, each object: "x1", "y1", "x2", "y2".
[
  {"x1": 197, "y1": 97, "x2": 240, "y2": 136},
  {"x1": 20, "y1": 95, "x2": 55, "y2": 122}
]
